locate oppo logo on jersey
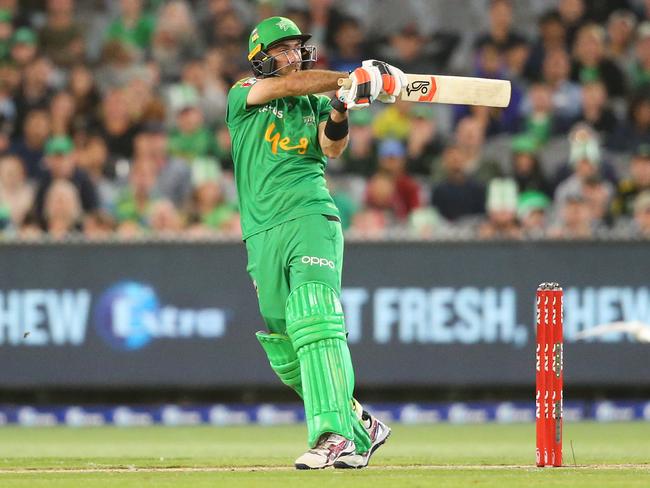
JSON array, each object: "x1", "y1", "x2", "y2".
[
  {"x1": 301, "y1": 256, "x2": 335, "y2": 269},
  {"x1": 264, "y1": 123, "x2": 309, "y2": 155}
]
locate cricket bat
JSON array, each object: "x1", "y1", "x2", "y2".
[{"x1": 338, "y1": 73, "x2": 511, "y2": 108}]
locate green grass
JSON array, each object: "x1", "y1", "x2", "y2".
[{"x1": 0, "y1": 422, "x2": 648, "y2": 487}]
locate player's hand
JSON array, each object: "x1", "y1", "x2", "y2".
[
  {"x1": 336, "y1": 66, "x2": 383, "y2": 110},
  {"x1": 362, "y1": 59, "x2": 406, "y2": 103}
]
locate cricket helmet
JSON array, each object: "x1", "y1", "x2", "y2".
[{"x1": 247, "y1": 16, "x2": 316, "y2": 77}]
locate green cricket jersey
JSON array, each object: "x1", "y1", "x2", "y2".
[{"x1": 226, "y1": 77, "x2": 340, "y2": 240}]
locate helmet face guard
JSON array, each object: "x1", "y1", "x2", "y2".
[{"x1": 250, "y1": 42, "x2": 317, "y2": 78}]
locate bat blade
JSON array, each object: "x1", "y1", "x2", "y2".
[
  {"x1": 337, "y1": 73, "x2": 511, "y2": 107},
  {"x1": 402, "y1": 74, "x2": 511, "y2": 107}
]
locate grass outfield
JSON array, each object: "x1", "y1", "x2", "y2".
[{"x1": 0, "y1": 422, "x2": 648, "y2": 487}]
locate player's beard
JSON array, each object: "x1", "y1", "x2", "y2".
[{"x1": 277, "y1": 61, "x2": 302, "y2": 77}]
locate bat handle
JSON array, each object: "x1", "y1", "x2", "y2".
[{"x1": 337, "y1": 78, "x2": 352, "y2": 89}]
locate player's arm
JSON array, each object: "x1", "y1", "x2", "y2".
[
  {"x1": 319, "y1": 108, "x2": 348, "y2": 159},
  {"x1": 246, "y1": 70, "x2": 347, "y2": 106}
]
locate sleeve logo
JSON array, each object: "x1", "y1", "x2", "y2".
[{"x1": 241, "y1": 77, "x2": 258, "y2": 87}]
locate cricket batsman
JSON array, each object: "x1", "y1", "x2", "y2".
[{"x1": 225, "y1": 16, "x2": 405, "y2": 469}]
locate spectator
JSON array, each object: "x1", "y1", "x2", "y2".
[
  {"x1": 536, "y1": 48, "x2": 582, "y2": 127},
  {"x1": 474, "y1": 0, "x2": 527, "y2": 55},
  {"x1": 384, "y1": 23, "x2": 433, "y2": 74},
  {"x1": 583, "y1": 174, "x2": 613, "y2": 227},
  {"x1": 33, "y1": 135, "x2": 98, "y2": 227},
  {"x1": 629, "y1": 21, "x2": 650, "y2": 91},
  {"x1": 606, "y1": 10, "x2": 637, "y2": 72},
  {"x1": 509, "y1": 135, "x2": 553, "y2": 196},
  {"x1": 76, "y1": 134, "x2": 116, "y2": 209},
  {"x1": 12, "y1": 57, "x2": 55, "y2": 139},
  {"x1": 354, "y1": 172, "x2": 393, "y2": 237},
  {"x1": 205, "y1": 7, "x2": 247, "y2": 58},
  {"x1": 577, "y1": 80, "x2": 619, "y2": 134},
  {"x1": 112, "y1": 155, "x2": 159, "y2": 226},
  {"x1": 168, "y1": 99, "x2": 218, "y2": 164},
  {"x1": 554, "y1": 126, "x2": 615, "y2": 216},
  {"x1": 148, "y1": 199, "x2": 183, "y2": 236},
  {"x1": 431, "y1": 143, "x2": 485, "y2": 221},
  {"x1": 0, "y1": 8, "x2": 14, "y2": 61},
  {"x1": 151, "y1": 1, "x2": 203, "y2": 83},
  {"x1": 632, "y1": 190, "x2": 650, "y2": 237},
  {"x1": 405, "y1": 105, "x2": 444, "y2": 176},
  {"x1": 10, "y1": 27, "x2": 37, "y2": 68},
  {"x1": 42, "y1": 178, "x2": 83, "y2": 239},
  {"x1": 518, "y1": 190, "x2": 551, "y2": 239},
  {"x1": 372, "y1": 99, "x2": 411, "y2": 141},
  {"x1": 556, "y1": 0, "x2": 587, "y2": 48},
  {"x1": 504, "y1": 38, "x2": 531, "y2": 84},
  {"x1": 433, "y1": 116, "x2": 500, "y2": 184},
  {"x1": 327, "y1": 178, "x2": 357, "y2": 232},
  {"x1": 478, "y1": 177, "x2": 522, "y2": 239},
  {"x1": 460, "y1": 41, "x2": 524, "y2": 135},
  {"x1": 214, "y1": 123, "x2": 233, "y2": 171},
  {"x1": 68, "y1": 64, "x2": 101, "y2": 131},
  {"x1": 135, "y1": 122, "x2": 192, "y2": 208},
  {"x1": 9, "y1": 109, "x2": 50, "y2": 178},
  {"x1": 374, "y1": 139, "x2": 420, "y2": 220},
  {"x1": 570, "y1": 23, "x2": 626, "y2": 97},
  {"x1": 518, "y1": 82, "x2": 556, "y2": 144},
  {"x1": 607, "y1": 88, "x2": 650, "y2": 151},
  {"x1": 83, "y1": 210, "x2": 116, "y2": 240},
  {"x1": 203, "y1": 47, "x2": 231, "y2": 106},
  {"x1": 343, "y1": 109, "x2": 376, "y2": 177},
  {"x1": 95, "y1": 40, "x2": 148, "y2": 92},
  {"x1": 328, "y1": 16, "x2": 366, "y2": 73},
  {"x1": 0, "y1": 154, "x2": 33, "y2": 230},
  {"x1": 122, "y1": 76, "x2": 164, "y2": 126},
  {"x1": 94, "y1": 89, "x2": 140, "y2": 161},
  {"x1": 38, "y1": 0, "x2": 85, "y2": 68},
  {"x1": 525, "y1": 12, "x2": 567, "y2": 79},
  {"x1": 104, "y1": 0, "x2": 156, "y2": 54},
  {"x1": 176, "y1": 57, "x2": 228, "y2": 126},
  {"x1": 0, "y1": 57, "x2": 15, "y2": 93},
  {"x1": 48, "y1": 91, "x2": 75, "y2": 137},
  {"x1": 1, "y1": 0, "x2": 30, "y2": 30},
  {"x1": 611, "y1": 144, "x2": 650, "y2": 217},
  {"x1": 548, "y1": 193, "x2": 594, "y2": 239},
  {"x1": 408, "y1": 207, "x2": 442, "y2": 239},
  {"x1": 0, "y1": 76, "x2": 14, "y2": 128},
  {"x1": 186, "y1": 160, "x2": 238, "y2": 236}
]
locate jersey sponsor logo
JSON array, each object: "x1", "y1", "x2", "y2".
[
  {"x1": 301, "y1": 256, "x2": 335, "y2": 269},
  {"x1": 264, "y1": 122, "x2": 309, "y2": 155},
  {"x1": 303, "y1": 115, "x2": 316, "y2": 126},
  {"x1": 259, "y1": 104, "x2": 283, "y2": 118}
]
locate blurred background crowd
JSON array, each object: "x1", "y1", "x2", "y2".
[{"x1": 1, "y1": 0, "x2": 650, "y2": 241}]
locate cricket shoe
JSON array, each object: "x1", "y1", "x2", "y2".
[
  {"x1": 334, "y1": 411, "x2": 391, "y2": 469},
  {"x1": 294, "y1": 433, "x2": 355, "y2": 470}
]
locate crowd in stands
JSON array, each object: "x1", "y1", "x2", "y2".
[{"x1": 1, "y1": 0, "x2": 650, "y2": 241}]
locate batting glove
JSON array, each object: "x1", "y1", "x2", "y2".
[
  {"x1": 336, "y1": 66, "x2": 383, "y2": 110},
  {"x1": 362, "y1": 59, "x2": 407, "y2": 103}
]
